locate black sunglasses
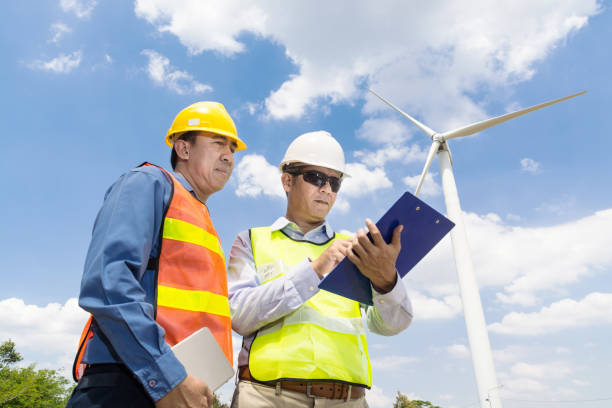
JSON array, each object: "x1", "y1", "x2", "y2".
[{"x1": 288, "y1": 170, "x2": 342, "y2": 193}]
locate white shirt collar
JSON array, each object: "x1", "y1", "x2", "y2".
[{"x1": 269, "y1": 216, "x2": 335, "y2": 239}]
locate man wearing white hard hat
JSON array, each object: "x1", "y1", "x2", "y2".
[{"x1": 228, "y1": 131, "x2": 413, "y2": 407}]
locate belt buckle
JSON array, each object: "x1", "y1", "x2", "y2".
[
  {"x1": 345, "y1": 384, "x2": 352, "y2": 401},
  {"x1": 306, "y1": 382, "x2": 314, "y2": 398}
]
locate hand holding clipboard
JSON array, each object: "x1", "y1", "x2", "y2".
[
  {"x1": 319, "y1": 191, "x2": 454, "y2": 305},
  {"x1": 345, "y1": 218, "x2": 404, "y2": 294}
]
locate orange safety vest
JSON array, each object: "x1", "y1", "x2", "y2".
[{"x1": 72, "y1": 163, "x2": 232, "y2": 381}]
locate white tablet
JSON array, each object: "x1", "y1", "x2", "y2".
[{"x1": 171, "y1": 327, "x2": 235, "y2": 391}]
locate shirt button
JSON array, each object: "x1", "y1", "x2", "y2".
[
  {"x1": 378, "y1": 299, "x2": 385, "y2": 304},
  {"x1": 309, "y1": 286, "x2": 314, "y2": 291},
  {"x1": 148, "y1": 379, "x2": 157, "y2": 388}
]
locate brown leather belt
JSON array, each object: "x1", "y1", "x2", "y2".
[{"x1": 238, "y1": 366, "x2": 365, "y2": 400}]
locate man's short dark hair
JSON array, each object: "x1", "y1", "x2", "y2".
[
  {"x1": 281, "y1": 163, "x2": 305, "y2": 174},
  {"x1": 170, "y1": 131, "x2": 198, "y2": 169}
]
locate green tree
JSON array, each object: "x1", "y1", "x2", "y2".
[
  {"x1": 393, "y1": 391, "x2": 442, "y2": 408},
  {"x1": 0, "y1": 339, "x2": 73, "y2": 408},
  {"x1": 0, "y1": 341, "x2": 21, "y2": 367}
]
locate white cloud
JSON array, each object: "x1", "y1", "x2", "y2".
[
  {"x1": 491, "y1": 346, "x2": 582, "y2": 400},
  {"x1": 493, "y1": 345, "x2": 530, "y2": 365},
  {"x1": 446, "y1": 344, "x2": 470, "y2": 359},
  {"x1": 356, "y1": 117, "x2": 411, "y2": 145},
  {"x1": 141, "y1": 49, "x2": 212, "y2": 95},
  {"x1": 134, "y1": 1, "x2": 600, "y2": 122},
  {"x1": 367, "y1": 343, "x2": 386, "y2": 351},
  {"x1": 407, "y1": 289, "x2": 462, "y2": 320},
  {"x1": 496, "y1": 360, "x2": 578, "y2": 401},
  {"x1": 134, "y1": 0, "x2": 267, "y2": 56},
  {"x1": 363, "y1": 3, "x2": 598, "y2": 131},
  {"x1": 233, "y1": 154, "x2": 284, "y2": 198},
  {"x1": 506, "y1": 213, "x2": 521, "y2": 222},
  {"x1": 340, "y1": 162, "x2": 392, "y2": 197},
  {"x1": 371, "y1": 355, "x2": 419, "y2": 371},
  {"x1": 331, "y1": 197, "x2": 350, "y2": 214},
  {"x1": 60, "y1": 0, "x2": 98, "y2": 19},
  {"x1": 244, "y1": 102, "x2": 261, "y2": 116},
  {"x1": 0, "y1": 297, "x2": 88, "y2": 376},
  {"x1": 29, "y1": 51, "x2": 82, "y2": 73},
  {"x1": 572, "y1": 379, "x2": 590, "y2": 387},
  {"x1": 536, "y1": 195, "x2": 577, "y2": 216},
  {"x1": 520, "y1": 157, "x2": 541, "y2": 174},
  {"x1": 49, "y1": 22, "x2": 71, "y2": 43},
  {"x1": 403, "y1": 172, "x2": 441, "y2": 197},
  {"x1": 510, "y1": 361, "x2": 572, "y2": 380},
  {"x1": 337, "y1": 228, "x2": 355, "y2": 237},
  {"x1": 496, "y1": 291, "x2": 540, "y2": 307},
  {"x1": 353, "y1": 143, "x2": 426, "y2": 168},
  {"x1": 353, "y1": 117, "x2": 426, "y2": 168},
  {"x1": 502, "y1": 377, "x2": 547, "y2": 393},
  {"x1": 489, "y1": 292, "x2": 612, "y2": 336},
  {"x1": 366, "y1": 385, "x2": 393, "y2": 408},
  {"x1": 92, "y1": 54, "x2": 113, "y2": 71},
  {"x1": 491, "y1": 209, "x2": 612, "y2": 303}
]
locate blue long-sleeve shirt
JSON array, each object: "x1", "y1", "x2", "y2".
[{"x1": 79, "y1": 164, "x2": 200, "y2": 401}]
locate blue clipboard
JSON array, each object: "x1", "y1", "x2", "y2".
[{"x1": 318, "y1": 191, "x2": 454, "y2": 305}]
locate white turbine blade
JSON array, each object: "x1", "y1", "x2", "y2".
[
  {"x1": 442, "y1": 91, "x2": 586, "y2": 140},
  {"x1": 414, "y1": 140, "x2": 440, "y2": 197},
  {"x1": 367, "y1": 88, "x2": 437, "y2": 138}
]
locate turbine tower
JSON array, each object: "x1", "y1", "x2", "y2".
[{"x1": 368, "y1": 88, "x2": 585, "y2": 408}]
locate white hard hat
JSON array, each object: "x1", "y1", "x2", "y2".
[{"x1": 279, "y1": 131, "x2": 350, "y2": 177}]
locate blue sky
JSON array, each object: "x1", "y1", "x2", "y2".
[{"x1": 1, "y1": 1, "x2": 611, "y2": 407}]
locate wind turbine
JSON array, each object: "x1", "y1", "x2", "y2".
[{"x1": 368, "y1": 88, "x2": 585, "y2": 408}]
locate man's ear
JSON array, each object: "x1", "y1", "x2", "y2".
[
  {"x1": 281, "y1": 173, "x2": 293, "y2": 193},
  {"x1": 174, "y1": 139, "x2": 191, "y2": 161}
]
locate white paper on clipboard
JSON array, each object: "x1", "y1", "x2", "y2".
[{"x1": 171, "y1": 327, "x2": 234, "y2": 391}]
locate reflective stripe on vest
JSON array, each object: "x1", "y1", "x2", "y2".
[
  {"x1": 72, "y1": 163, "x2": 232, "y2": 381},
  {"x1": 162, "y1": 217, "x2": 225, "y2": 262},
  {"x1": 157, "y1": 286, "x2": 230, "y2": 316},
  {"x1": 248, "y1": 227, "x2": 372, "y2": 387}
]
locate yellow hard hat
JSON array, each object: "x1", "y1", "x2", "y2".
[{"x1": 165, "y1": 101, "x2": 246, "y2": 151}]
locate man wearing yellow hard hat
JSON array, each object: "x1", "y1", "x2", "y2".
[
  {"x1": 67, "y1": 102, "x2": 246, "y2": 408},
  {"x1": 228, "y1": 131, "x2": 412, "y2": 407}
]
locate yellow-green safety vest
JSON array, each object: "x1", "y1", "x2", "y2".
[{"x1": 248, "y1": 227, "x2": 372, "y2": 387}]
